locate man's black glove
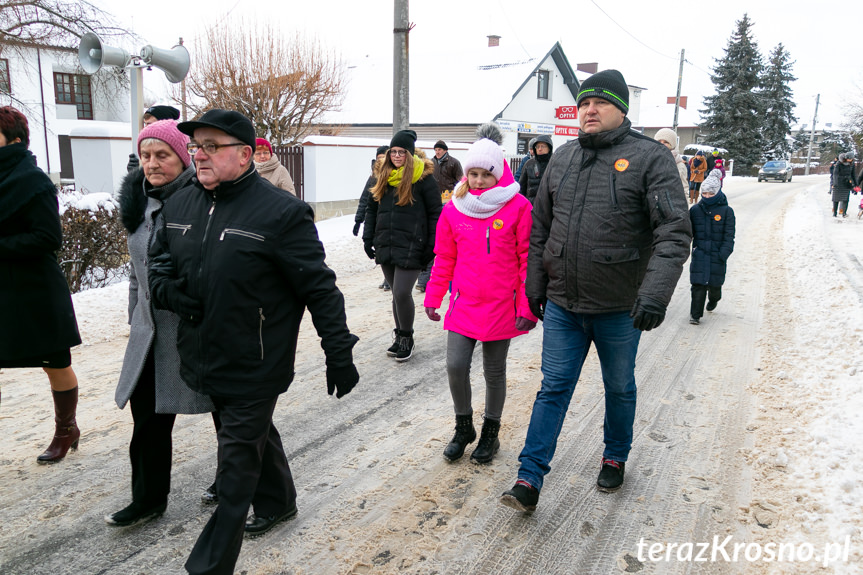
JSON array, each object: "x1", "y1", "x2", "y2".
[
  {"x1": 151, "y1": 277, "x2": 204, "y2": 324},
  {"x1": 528, "y1": 297, "x2": 546, "y2": 321},
  {"x1": 364, "y1": 241, "x2": 376, "y2": 260},
  {"x1": 630, "y1": 296, "x2": 666, "y2": 331},
  {"x1": 327, "y1": 364, "x2": 359, "y2": 398},
  {"x1": 352, "y1": 221, "x2": 362, "y2": 236},
  {"x1": 126, "y1": 153, "x2": 139, "y2": 173}
]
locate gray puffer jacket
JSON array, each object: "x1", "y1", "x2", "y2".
[{"x1": 527, "y1": 119, "x2": 692, "y2": 313}]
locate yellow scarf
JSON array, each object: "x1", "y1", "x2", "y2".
[{"x1": 387, "y1": 155, "x2": 424, "y2": 187}]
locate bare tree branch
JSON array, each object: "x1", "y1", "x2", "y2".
[
  {"x1": 174, "y1": 16, "x2": 346, "y2": 146},
  {"x1": 0, "y1": 0, "x2": 134, "y2": 49}
]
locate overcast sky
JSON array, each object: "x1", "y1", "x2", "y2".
[{"x1": 97, "y1": 0, "x2": 862, "y2": 130}]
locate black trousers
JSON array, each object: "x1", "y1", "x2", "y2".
[
  {"x1": 185, "y1": 394, "x2": 296, "y2": 575},
  {"x1": 128, "y1": 353, "x2": 221, "y2": 506},
  {"x1": 690, "y1": 284, "x2": 722, "y2": 319}
]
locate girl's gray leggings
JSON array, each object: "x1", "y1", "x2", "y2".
[{"x1": 446, "y1": 331, "x2": 511, "y2": 421}]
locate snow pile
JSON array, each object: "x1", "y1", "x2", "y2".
[{"x1": 58, "y1": 190, "x2": 117, "y2": 216}]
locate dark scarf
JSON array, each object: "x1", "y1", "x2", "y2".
[
  {"x1": 699, "y1": 190, "x2": 727, "y2": 208},
  {"x1": 0, "y1": 143, "x2": 55, "y2": 224}
]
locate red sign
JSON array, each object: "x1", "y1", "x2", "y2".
[
  {"x1": 555, "y1": 125, "x2": 579, "y2": 136},
  {"x1": 555, "y1": 106, "x2": 577, "y2": 120},
  {"x1": 666, "y1": 96, "x2": 688, "y2": 109}
]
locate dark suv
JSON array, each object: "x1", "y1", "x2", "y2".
[{"x1": 758, "y1": 160, "x2": 793, "y2": 183}]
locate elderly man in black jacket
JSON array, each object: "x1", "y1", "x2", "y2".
[
  {"x1": 500, "y1": 70, "x2": 692, "y2": 513},
  {"x1": 148, "y1": 109, "x2": 359, "y2": 575}
]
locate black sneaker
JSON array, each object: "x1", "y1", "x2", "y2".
[
  {"x1": 201, "y1": 482, "x2": 218, "y2": 505},
  {"x1": 386, "y1": 329, "x2": 400, "y2": 357},
  {"x1": 689, "y1": 316, "x2": 700, "y2": 325},
  {"x1": 500, "y1": 480, "x2": 539, "y2": 512},
  {"x1": 597, "y1": 458, "x2": 625, "y2": 492},
  {"x1": 706, "y1": 300, "x2": 717, "y2": 311},
  {"x1": 382, "y1": 282, "x2": 391, "y2": 291},
  {"x1": 105, "y1": 500, "x2": 167, "y2": 527},
  {"x1": 245, "y1": 502, "x2": 298, "y2": 537},
  {"x1": 394, "y1": 332, "x2": 414, "y2": 362}
]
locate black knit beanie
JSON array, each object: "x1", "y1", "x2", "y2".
[
  {"x1": 375, "y1": 145, "x2": 390, "y2": 156},
  {"x1": 576, "y1": 69, "x2": 629, "y2": 115},
  {"x1": 390, "y1": 129, "x2": 417, "y2": 155},
  {"x1": 434, "y1": 140, "x2": 448, "y2": 151}
]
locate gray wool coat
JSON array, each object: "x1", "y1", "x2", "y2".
[{"x1": 115, "y1": 165, "x2": 214, "y2": 414}]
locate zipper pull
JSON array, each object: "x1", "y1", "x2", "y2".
[
  {"x1": 220, "y1": 230, "x2": 226, "y2": 241},
  {"x1": 209, "y1": 202, "x2": 215, "y2": 215},
  {"x1": 486, "y1": 227, "x2": 490, "y2": 254},
  {"x1": 259, "y1": 307, "x2": 265, "y2": 321}
]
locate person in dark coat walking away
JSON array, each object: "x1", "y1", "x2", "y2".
[
  {"x1": 688, "y1": 169, "x2": 735, "y2": 325},
  {"x1": 363, "y1": 129, "x2": 442, "y2": 361},
  {"x1": 831, "y1": 152, "x2": 858, "y2": 217},
  {"x1": 105, "y1": 120, "x2": 221, "y2": 528},
  {"x1": 354, "y1": 145, "x2": 391, "y2": 290},
  {"x1": 148, "y1": 109, "x2": 360, "y2": 575},
  {"x1": 417, "y1": 140, "x2": 464, "y2": 292},
  {"x1": 518, "y1": 134, "x2": 553, "y2": 203},
  {"x1": 499, "y1": 70, "x2": 692, "y2": 512},
  {"x1": 0, "y1": 106, "x2": 83, "y2": 464},
  {"x1": 424, "y1": 124, "x2": 537, "y2": 465}
]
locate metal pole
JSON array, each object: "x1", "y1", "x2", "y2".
[
  {"x1": 804, "y1": 94, "x2": 819, "y2": 176},
  {"x1": 673, "y1": 48, "x2": 684, "y2": 132},
  {"x1": 179, "y1": 37, "x2": 187, "y2": 122},
  {"x1": 393, "y1": 0, "x2": 409, "y2": 134},
  {"x1": 130, "y1": 66, "x2": 144, "y2": 155}
]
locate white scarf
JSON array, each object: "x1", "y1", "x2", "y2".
[{"x1": 451, "y1": 181, "x2": 521, "y2": 219}]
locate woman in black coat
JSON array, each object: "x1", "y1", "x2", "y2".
[
  {"x1": 831, "y1": 152, "x2": 858, "y2": 218},
  {"x1": 689, "y1": 169, "x2": 735, "y2": 324},
  {"x1": 363, "y1": 130, "x2": 442, "y2": 361},
  {"x1": 0, "y1": 106, "x2": 82, "y2": 463},
  {"x1": 517, "y1": 134, "x2": 553, "y2": 203}
]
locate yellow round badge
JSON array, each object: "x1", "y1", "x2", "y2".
[
  {"x1": 614, "y1": 158, "x2": 629, "y2": 172},
  {"x1": 493, "y1": 219, "x2": 504, "y2": 230},
  {"x1": 714, "y1": 214, "x2": 722, "y2": 221}
]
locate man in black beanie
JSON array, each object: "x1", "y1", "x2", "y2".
[
  {"x1": 142, "y1": 105, "x2": 181, "y2": 126},
  {"x1": 501, "y1": 69, "x2": 692, "y2": 511}
]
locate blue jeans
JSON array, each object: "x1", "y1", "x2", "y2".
[{"x1": 517, "y1": 301, "x2": 641, "y2": 491}]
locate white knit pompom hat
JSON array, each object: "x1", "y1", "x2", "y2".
[{"x1": 463, "y1": 123, "x2": 505, "y2": 181}]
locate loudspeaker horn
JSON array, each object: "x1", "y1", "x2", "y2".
[
  {"x1": 78, "y1": 32, "x2": 130, "y2": 74},
  {"x1": 140, "y1": 44, "x2": 190, "y2": 84}
]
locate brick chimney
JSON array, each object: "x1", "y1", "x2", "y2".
[
  {"x1": 487, "y1": 35, "x2": 501, "y2": 47},
  {"x1": 577, "y1": 62, "x2": 598, "y2": 74}
]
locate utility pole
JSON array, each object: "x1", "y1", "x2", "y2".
[
  {"x1": 393, "y1": 0, "x2": 410, "y2": 134},
  {"x1": 179, "y1": 37, "x2": 187, "y2": 122},
  {"x1": 673, "y1": 49, "x2": 684, "y2": 132},
  {"x1": 805, "y1": 93, "x2": 819, "y2": 176}
]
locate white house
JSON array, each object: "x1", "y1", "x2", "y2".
[{"x1": 0, "y1": 40, "x2": 130, "y2": 191}]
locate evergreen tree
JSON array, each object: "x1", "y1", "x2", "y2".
[
  {"x1": 700, "y1": 14, "x2": 764, "y2": 173},
  {"x1": 760, "y1": 43, "x2": 797, "y2": 160}
]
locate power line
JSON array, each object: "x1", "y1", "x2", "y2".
[{"x1": 589, "y1": 0, "x2": 677, "y2": 61}]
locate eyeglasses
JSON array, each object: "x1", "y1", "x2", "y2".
[
  {"x1": 390, "y1": 150, "x2": 407, "y2": 157},
  {"x1": 187, "y1": 142, "x2": 246, "y2": 156}
]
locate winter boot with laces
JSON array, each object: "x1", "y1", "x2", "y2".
[
  {"x1": 386, "y1": 329, "x2": 400, "y2": 357},
  {"x1": 443, "y1": 414, "x2": 476, "y2": 461},
  {"x1": 394, "y1": 329, "x2": 414, "y2": 362},
  {"x1": 470, "y1": 417, "x2": 500, "y2": 464}
]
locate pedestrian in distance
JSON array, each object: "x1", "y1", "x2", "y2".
[
  {"x1": 148, "y1": 109, "x2": 360, "y2": 575},
  {"x1": 831, "y1": 152, "x2": 858, "y2": 218},
  {"x1": 518, "y1": 135, "x2": 553, "y2": 204},
  {"x1": 688, "y1": 150, "x2": 707, "y2": 204},
  {"x1": 500, "y1": 69, "x2": 692, "y2": 513},
  {"x1": 513, "y1": 137, "x2": 536, "y2": 182},
  {"x1": 0, "y1": 105, "x2": 83, "y2": 464},
  {"x1": 107, "y1": 120, "x2": 222, "y2": 527},
  {"x1": 423, "y1": 123, "x2": 538, "y2": 465},
  {"x1": 688, "y1": 169, "x2": 735, "y2": 325},
  {"x1": 363, "y1": 129, "x2": 443, "y2": 362},
  {"x1": 143, "y1": 105, "x2": 181, "y2": 126},
  {"x1": 417, "y1": 140, "x2": 464, "y2": 293},
  {"x1": 354, "y1": 145, "x2": 391, "y2": 291},
  {"x1": 253, "y1": 138, "x2": 296, "y2": 195},
  {"x1": 653, "y1": 128, "x2": 688, "y2": 195}
]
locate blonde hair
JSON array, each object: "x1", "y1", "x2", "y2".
[
  {"x1": 371, "y1": 151, "x2": 416, "y2": 206},
  {"x1": 452, "y1": 179, "x2": 470, "y2": 199}
]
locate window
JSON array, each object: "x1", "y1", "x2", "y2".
[
  {"x1": 53, "y1": 72, "x2": 93, "y2": 120},
  {"x1": 0, "y1": 59, "x2": 9, "y2": 93},
  {"x1": 537, "y1": 70, "x2": 550, "y2": 100}
]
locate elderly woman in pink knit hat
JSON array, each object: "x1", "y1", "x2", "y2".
[
  {"x1": 107, "y1": 120, "x2": 220, "y2": 528},
  {"x1": 254, "y1": 137, "x2": 295, "y2": 195}
]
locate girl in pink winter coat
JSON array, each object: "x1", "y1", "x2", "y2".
[{"x1": 424, "y1": 124, "x2": 538, "y2": 464}]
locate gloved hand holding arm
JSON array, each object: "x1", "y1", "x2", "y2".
[{"x1": 148, "y1": 253, "x2": 203, "y2": 323}]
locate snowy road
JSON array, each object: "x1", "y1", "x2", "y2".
[{"x1": 1, "y1": 175, "x2": 861, "y2": 575}]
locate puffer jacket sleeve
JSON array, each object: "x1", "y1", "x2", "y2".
[
  {"x1": 514, "y1": 200, "x2": 538, "y2": 321},
  {"x1": 636, "y1": 148, "x2": 693, "y2": 306},
  {"x1": 362, "y1": 189, "x2": 379, "y2": 244},
  {"x1": 424, "y1": 205, "x2": 456, "y2": 309},
  {"x1": 525, "y1": 154, "x2": 558, "y2": 298},
  {"x1": 276, "y1": 202, "x2": 357, "y2": 367},
  {"x1": 419, "y1": 175, "x2": 443, "y2": 264},
  {"x1": 718, "y1": 206, "x2": 735, "y2": 263}
]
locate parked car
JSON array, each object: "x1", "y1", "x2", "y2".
[{"x1": 758, "y1": 160, "x2": 793, "y2": 183}]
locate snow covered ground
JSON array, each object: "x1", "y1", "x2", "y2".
[{"x1": 2, "y1": 174, "x2": 862, "y2": 574}]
